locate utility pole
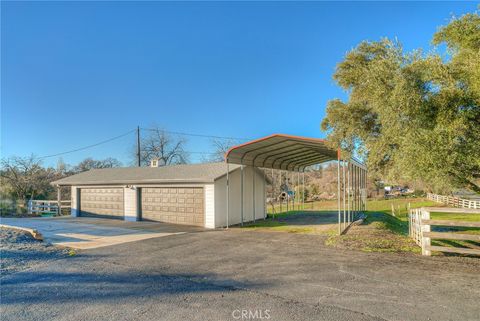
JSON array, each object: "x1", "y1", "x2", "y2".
[{"x1": 136, "y1": 126, "x2": 141, "y2": 167}]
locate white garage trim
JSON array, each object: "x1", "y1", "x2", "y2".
[
  {"x1": 204, "y1": 184, "x2": 215, "y2": 228},
  {"x1": 124, "y1": 186, "x2": 139, "y2": 222},
  {"x1": 71, "y1": 186, "x2": 80, "y2": 217}
]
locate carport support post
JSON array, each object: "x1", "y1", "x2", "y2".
[
  {"x1": 353, "y1": 165, "x2": 355, "y2": 218},
  {"x1": 352, "y1": 165, "x2": 355, "y2": 219},
  {"x1": 226, "y1": 161, "x2": 230, "y2": 228},
  {"x1": 360, "y1": 167, "x2": 363, "y2": 212},
  {"x1": 350, "y1": 164, "x2": 353, "y2": 222},
  {"x1": 263, "y1": 168, "x2": 266, "y2": 219},
  {"x1": 357, "y1": 166, "x2": 360, "y2": 214},
  {"x1": 357, "y1": 166, "x2": 360, "y2": 213},
  {"x1": 347, "y1": 163, "x2": 350, "y2": 225},
  {"x1": 291, "y1": 171, "x2": 295, "y2": 211},
  {"x1": 353, "y1": 164, "x2": 355, "y2": 221},
  {"x1": 358, "y1": 166, "x2": 361, "y2": 215},
  {"x1": 287, "y1": 171, "x2": 290, "y2": 212},
  {"x1": 354, "y1": 164, "x2": 357, "y2": 220},
  {"x1": 357, "y1": 166, "x2": 360, "y2": 217},
  {"x1": 271, "y1": 168, "x2": 275, "y2": 214},
  {"x1": 337, "y1": 159, "x2": 341, "y2": 235},
  {"x1": 279, "y1": 171, "x2": 282, "y2": 214},
  {"x1": 354, "y1": 165, "x2": 358, "y2": 219},
  {"x1": 350, "y1": 164, "x2": 353, "y2": 221},
  {"x1": 365, "y1": 168, "x2": 368, "y2": 211},
  {"x1": 353, "y1": 165, "x2": 356, "y2": 219},
  {"x1": 253, "y1": 166, "x2": 256, "y2": 223},
  {"x1": 366, "y1": 168, "x2": 368, "y2": 211},
  {"x1": 297, "y1": 171, "x2": 300, "y2": 211},
  {"x1": 355, "y1": 167, "x2": 362, "y2": 216},
  {"x1": 241, "y1": 164, "x2": 244, "y2": 226},
  {"x1": 366, "y1": 168, "x2": 368, "y2": 209},
  {"x1": 343, "y1": 161, "x2": 346, "y2": 231},
  {"x1": 302, "y1": 171, "x2": 305, "y2": 210}
]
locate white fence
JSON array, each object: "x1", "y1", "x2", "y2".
[
  {"x1": 27, "y1": 200, "x2": 71, "y2": 215},
  {"x1": 427, "y1": 193, "x2": 480, "y2": 209},
  {"x1": 409, "y1": 207, "x2": 480, "y2": 256}
]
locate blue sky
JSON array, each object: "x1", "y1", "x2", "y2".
[{"x1": 1, "y1": 1, "x2": 477, "y2": 167}]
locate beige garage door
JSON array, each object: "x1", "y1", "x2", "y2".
[
  {"x1": 80, "y1": 188, "x2": 124, "y2": 218},
  {"x1": 141, "y1": 187, "x2": 204, "y2": 226}
]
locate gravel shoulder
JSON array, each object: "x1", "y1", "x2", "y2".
[{"x1": 0, "y1": 227, "x2": 71, "y2": 276}]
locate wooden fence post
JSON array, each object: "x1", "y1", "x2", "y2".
[
  {"x1": 408, "y1": 212, "x2": 411, "y2": 237},
  {"x1": 421, "y1": 209, "x2": 431, "y2": 256}
]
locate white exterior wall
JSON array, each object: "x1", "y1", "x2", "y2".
[
  {"x1": 204, "y1": 184, "x2": 215, "y2": 228},
  {"x1": 214, "y1": 166, "x2": 266, "y2": 227},
  {"x1": 124, "y1": 186, "x2": 138, "y2": 221},
  {"x1": 71, "y1": 186, "x2": 80, "y2": 217},
  {"x1": 70, "y1": 168, "x2": 267, "y2": 228}
]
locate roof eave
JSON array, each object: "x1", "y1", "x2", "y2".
[{"x1": 51, "y1": 178, "x2": 216, "y2": 186}]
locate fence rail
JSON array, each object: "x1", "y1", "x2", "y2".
[
  {"x1": 427, "y1": 193, "x2": 480, "y2": 209},
  {"x1": 27, "y1": 200, "x2": 71, "y2": 215},
  {"x1": 409, "y1": 207, "x2": 480, "y2": 256}
]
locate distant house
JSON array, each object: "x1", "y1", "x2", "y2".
[{"x1": 52, "y1": 162, "x2": 269, "y2": 228}]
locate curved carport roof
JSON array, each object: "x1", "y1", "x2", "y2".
[{"x1": 225, "y1": 134, "x2": 339, "y2": 171}]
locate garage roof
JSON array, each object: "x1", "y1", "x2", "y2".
[
  {"x1": 52, "y1": 162, "x2": 242, "y2": 186},
  {"x1": 225, "y1": 134, "x2": 339, "y2": 171}
]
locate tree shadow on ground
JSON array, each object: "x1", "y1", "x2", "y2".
[
  {"x1": 361, "y1": 212, "x2": 408, "y2": 234},
  {"x1": 1, "y1": 271, "x2": 267, "y2": 305},
  {"x1": 250, "y1": 211, "x2": 339, "y2": 227}
]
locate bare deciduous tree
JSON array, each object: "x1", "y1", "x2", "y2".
[
  {"x1": 73, "y1": 157, "x2": 122, "y2": 173},
  {"x1": 136, "y1": 127, "x2": 189, "y2": 166},
  {"x1": 202, "y1": 138, "x2": 237, "y2": 162},
  {"x1": 0, "y1": 155, "x2": 58, "y2": 206}
]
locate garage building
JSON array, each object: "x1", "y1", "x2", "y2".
[{"x1": 52, "y1": 162, "x2": 268, "y2": 228}]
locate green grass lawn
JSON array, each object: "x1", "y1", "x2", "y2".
[
  {"x1": 267, "y1": 197, "x2": 437, "y2": 218},
  {"x1": 430, "y1": 212, "x2": 480, "y2": 222},
  {"x1": 243, "y1": 221, "x2": 319, "y2": 234},
  {"x1": 256, "y1": 197, "x2": 480, "y2": 254},
  {"x1": 262, "y1": 197, "x2": 439, "y2": 235},
  {"x1": 242, "y1": 210, "x2": 337, "y2": 235}
]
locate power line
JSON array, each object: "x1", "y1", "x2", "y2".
[
  {"x1": 187, "y1": 151, "x2": 218, "y2": 155},
  {"x1": 36, "y1": 129, "x2": 136, "y2": 160},
  {"x1": 34, "y1": 126, "x2": 246, "y2": 161},
  {"x1": 141, "y1": 127, "x2": 251, "y2": 141}
]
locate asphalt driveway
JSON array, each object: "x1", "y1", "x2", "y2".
[
  {"x1": 0, "y1": 217, "x2": 204, "y2": 249},
  {"x1": 1, "y1": 228, "x2": 479, "y2": 321}
]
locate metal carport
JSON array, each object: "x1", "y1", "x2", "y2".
[{"x1": 224, "y1": 134, "x2": 367, "y2": 234}]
